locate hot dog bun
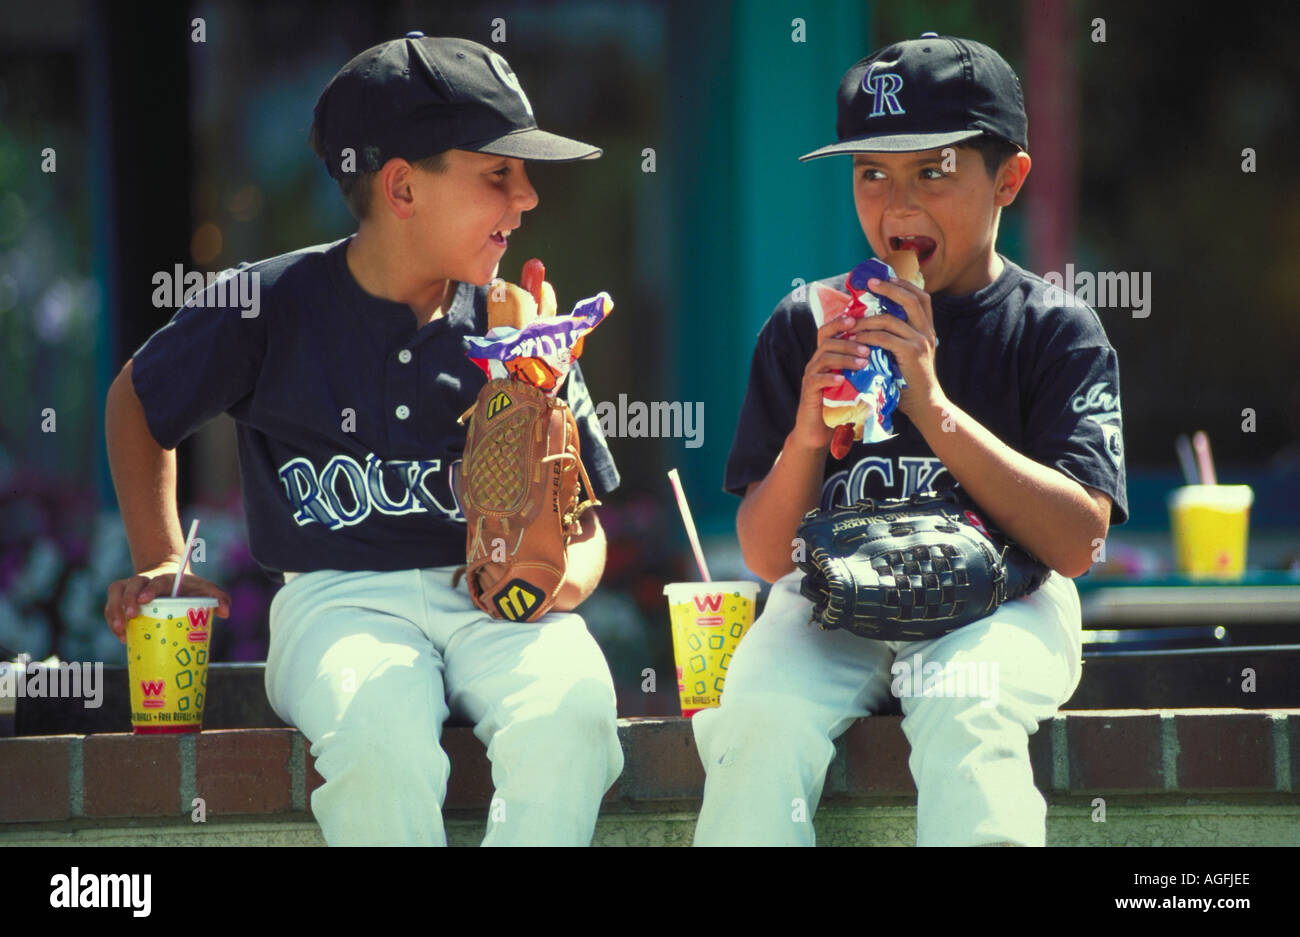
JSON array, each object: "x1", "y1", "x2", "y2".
[
  {"x1": 883, "y1": 249, "x2": 925, "y2": 288},
  {"x1": 487, "y1": 280, "x2": 540, "y2": 331},
  {"x1": 823, "y1": 397, "x2": 867, "y2": 430},
  {"x1": 539, "y1": 280, "x2": 557, "y2": 318}
]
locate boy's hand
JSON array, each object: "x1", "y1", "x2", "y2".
[
  {"x1": 854, "y1": 276, "x2": 943, "y2": 418},
  {"x1": 104, "y1": 562, "x2": 231, "y2": 644},
  {"x1": 793, "y1": 314, "x2": 876, "y2": 451}
]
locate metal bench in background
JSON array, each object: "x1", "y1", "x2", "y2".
[{"x1": 1071, "y1": 576, "x2": 1300, "y2": 708}]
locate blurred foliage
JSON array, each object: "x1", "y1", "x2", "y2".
[
  {"x1": 0, "y1": 46, "x2": 99, "y2": 487},
  {"x1": 0, "y1": 476, "x2": 277, "y2": 665}
]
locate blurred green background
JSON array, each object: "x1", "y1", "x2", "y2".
[{"x1": 1, "y1": 0, "x2": 1297, "y2": 713}]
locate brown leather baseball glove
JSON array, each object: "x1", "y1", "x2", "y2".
[{"x1": 454, "y1": 376, "x2": 600, "y2": 622}]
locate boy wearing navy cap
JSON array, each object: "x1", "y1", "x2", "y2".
[
  {"x1": 104, "y1": 34, "x2": 623, "y2": 846},
  {"x1": 694, "y1": 34, "x2": 1128, "y2": 845}
]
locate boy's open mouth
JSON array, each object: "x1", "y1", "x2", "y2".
[
  {"x1": 889, "y1": 235, "x2": 937, "y2": 265},
  {"x1": 489, "y1": 228, "x2": 511, "y2": 248}
]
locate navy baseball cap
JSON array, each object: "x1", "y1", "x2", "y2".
[
  {"x1": 800, "y1": 33, "x2": 1027, "y2": 160},
  {"x1": 313, "y1": 32, "x2": 601, "y2": 179}
]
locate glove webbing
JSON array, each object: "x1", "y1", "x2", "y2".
[
  {"x1": 869, "y1": 542, "x2": 972, "y2": 619},
  {"x1": 805, "y1": 537, "x2": 994, "y2": 625}
]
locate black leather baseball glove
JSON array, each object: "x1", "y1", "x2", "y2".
[{"x1": 795, "y1": 487, "x2": 1050, "y2": 641}]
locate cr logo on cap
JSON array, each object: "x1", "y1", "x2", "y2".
[
  {"x1": 862, "y1": 60, "x2": 905, "y2": 117},
  {"x1": 488, "y1": 51, "x2": 534, "y2": 118}
]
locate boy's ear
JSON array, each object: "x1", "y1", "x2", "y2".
[
  {"x1": 376, "y1": 157, "x2": 417, "y2": 220},
  {"x1": 994, "y1": 151, "x2": 1031, "y2": 208}
]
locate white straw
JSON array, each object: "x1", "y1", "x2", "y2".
[
  {"x1": 171, "y1": 519, "x2": 201, "y2": 597},
  {"x1": 667, "y1": 469, "x2": 711, "y2": 582},
  {"x1": 1192, "y1": 431, "x2": 1217, "y2": 486}
]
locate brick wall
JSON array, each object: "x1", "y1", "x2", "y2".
[{"x1": 2, "y1": 711, "x2": 1298, "y2": 831}]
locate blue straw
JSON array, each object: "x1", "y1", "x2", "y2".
[{"x1": 1175, "y1": 434, "x2": 1198, "y2": 485}]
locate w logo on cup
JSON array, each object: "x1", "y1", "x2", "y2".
[
  {"x1": 187, "y1": 606, "x2": 211, "y2": 643},
  {"x1": 693, "y1": 594, "x2": 723, "y2": 613},
  {"x1": 140, "y1": 680, "x2": 165, "y2": 709},
  {"x1": 692, "y1": 593, "x2": 724, "y2": 626}
]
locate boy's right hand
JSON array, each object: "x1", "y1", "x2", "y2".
[
  {"x1": 104, "y1": 563, "x2": 232, "y2": 644},
  {"x1": 791, "y1": 314, "x2": 872, "y2": 451}
]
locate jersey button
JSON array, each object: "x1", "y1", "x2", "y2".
[
  {"x1": 397, "y1": 349, "x2": 413, "y2": 364},
  {"x1": 395, "y1": 404, "x2": 410, "y2": 420}
]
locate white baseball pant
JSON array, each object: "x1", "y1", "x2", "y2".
[
  {"x1": 264, "y1": 566, "x2": 623, "y2": 846},
  {"x1": 692, "y1": 568, "x2": 1083, "y2": 846}
]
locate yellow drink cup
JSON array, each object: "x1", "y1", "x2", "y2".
[
  {"x1": 1167, "y1": 485, "x2": 1253, "y2": 580},
  {"x1": 664, "y1": 581, "x2": 760, "y2": 717},
  {"x1": 127, "y1": 597, "x2": 217, "y2": 734}
]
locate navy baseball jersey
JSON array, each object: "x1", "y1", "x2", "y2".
[
  {"x1": 725, "y1": 254, "x2": 1129, "y2": 524},
  {"x1": 130, "y1": 238, "x2": 620, "y2": 582}
]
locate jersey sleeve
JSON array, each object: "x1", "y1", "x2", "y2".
[
  {"x1": 1023, "y1": 344, "x2": 1130, "y2": 525},
  {"x1": 565, "y1": 359, "x2": 621, "y2": 498},
  {"x1": 723, "y1": 301, "x2": 813, "y2": 497},
  {"x1": 129, "y1": 267, "x2": 268, "y2": 450}
]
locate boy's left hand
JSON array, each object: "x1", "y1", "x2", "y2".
[{"x1": 854, "y1": 276, "x2": 943, "y2": 418}]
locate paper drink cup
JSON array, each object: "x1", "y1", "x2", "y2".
[
  {"x1": 663, "y1": 581, "x2": 760, "y2": 717},
  {"x1": 1167, "y1": 485, "x2": 1253, "y2": 580},
  {"x1": 127, "y1": 597, "x2": 217, "y2": 734}
]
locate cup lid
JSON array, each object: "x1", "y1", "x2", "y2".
[
  {"x1": 1166, "y1": 485, "x2": 1254, "y2": 509},
  {"x1": 663, "y1": 581, "x2": 760, "y2": 599}
]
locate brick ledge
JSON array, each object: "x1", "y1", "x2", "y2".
[{"x1": 1, "y1": 710, "x2": 1298, "y2": 824}]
